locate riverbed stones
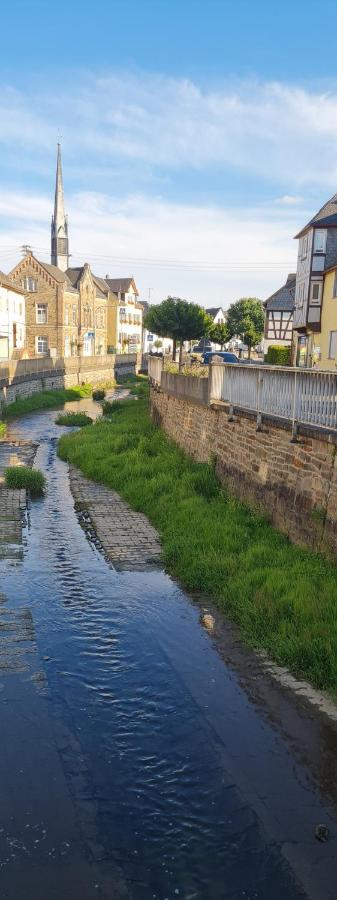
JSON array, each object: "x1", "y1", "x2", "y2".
[{"x1": 69, "y1": 467, "x2": 162, "y2": 571}]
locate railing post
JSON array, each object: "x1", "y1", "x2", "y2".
[
  {"x1": 207, "y1": 361, "x2": 213, "y2": 406},
  {"x1": 291, "y1": 369, "x2": 298, "y2": 442},
  {"x1": 256, "y1": 368, "x2": 262, "y2": 431}
]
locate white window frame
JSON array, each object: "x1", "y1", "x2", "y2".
[
  {"x1": 36, "y1": 303, "x2": 48, "y2": 324},
  {"x1": 22, "y1": 276, "x2": 37, "y2": 292},
  {"x1": 65, "y1": 305, "x2": 69, "y2": 326},
  {"x1": 36, "y1": 335, "x2": 48, "y2": 355},
  {"x1": 313, "y1": 229, "x2": 327, "y2": 254},
  {"x1": 310, "y1": 282, "x2": 322, "y2": 305}
]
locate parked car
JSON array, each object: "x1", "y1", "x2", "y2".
[
  {"x1": 191, "y1": 342, "x2": 212, "y2": 355},
  {"x1": 202, "y1": 351, "x2": 239, "y2": 364}
]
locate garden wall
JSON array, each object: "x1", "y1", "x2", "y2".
[
  {"x1": 0, "y1": 354, "x2": 140, "y2": 409},
  {"x1": 150, "y1": 385, "x2": 337, "y2": 558}
]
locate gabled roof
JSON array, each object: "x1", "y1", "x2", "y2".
[
  {"x1": 66, "y1": 267, "x2": 107, "y2": 299},
  {"x1": 105, "y1": 277, "x2": 139, "y2": 296},
  {"x1": 9, "y1": 254, "x2": 76, "y2": 291},
  {"x1": 295, "y1": 193, "x2": 337, "y2": 238},
  {"x1": 264, "y1": 274, "x2": 296, "y2": 312},
  {"x1": 205, "y1": 306, "x2": 225, "y2": 318},
  {"x1": 42, "y1": 262, "x2": 72, "y2": 284},
  {"x1": 0, "y1": 271, "x2": 25, "y2": 294}
]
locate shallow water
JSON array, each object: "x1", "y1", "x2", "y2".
[{"x1": 1, "y1": 400, "x2": 337, "y2": 899}]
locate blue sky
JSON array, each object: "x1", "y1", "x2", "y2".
[{"x1": 1, "y1": 0, "x2": 337, "y2": 304}]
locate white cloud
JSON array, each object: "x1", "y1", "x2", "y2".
[
  {"x1": 2, "y1": 74, "x2": 337, "y2": 186},
  {"x1": 0, "y1": 189, "x2": 299, "y2": 305},
  {"x1": 277, "y1": 195, "x2": 303, "y2": 205}
]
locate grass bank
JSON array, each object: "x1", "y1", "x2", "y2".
[
  {"x1": 2, "y1": 385, "x2": 92, "y2": 419},
  {"x1": 57, "y1": 396, "x2": 337, "y2": 693}
]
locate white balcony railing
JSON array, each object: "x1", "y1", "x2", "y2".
[{"x1": 209, "y1": 363, "x2": 337, "y2": 432}]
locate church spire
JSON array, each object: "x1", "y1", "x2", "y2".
[{"x1": 51, "y1": 143, "x2": 69, "y2": 271}]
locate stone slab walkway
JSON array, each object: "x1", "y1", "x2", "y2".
[
  {"x1": 70, "y1": 466, "x2": 162, "y2": 571},
  {"x1": 0, "y1": 488, "x2": 26, "y2": 560}
]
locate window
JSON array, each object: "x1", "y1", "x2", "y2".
[
  {"x1": 310, "y1": 282, "x2": 321, "y2": 304},
  {"x1": 36, "y1": 336, "x2": 48, "y2": 355},
  {"x1": 96, "y1": 308, "x2": 105, "y2": 328},
  {"x1": 72, "y1": 305, "x2": 77, "y2": 325},
  {"x1": 19, "y1": 303, "x2": 23, "y2": 317},
  {"x1": 300, "y1": 234, "x2": 308, "y2": 259},
  {"x1": 328, "y1": 331, "x2": 337, "y2": 359},
  {"x1": 36, "y1": 303, "x2": 47, "y2": 324},
  {"x1": 22, "y1": 276, "x2": 37, "y2": 292},
  {"x1": 313, "y1": 230, "x2": 326, "y2": 253},
  {"x1": 333, "y1": 271, "x2": 337, "y2": 298},
  {"x1": 65, "y1": 305, "x2": 69, "y2": 325},
  {"x1": 83, "y1": 304, "x2": 91, "y2": 328}
]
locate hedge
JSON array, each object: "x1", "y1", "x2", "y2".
[{"x1": 265, "y1": 345, "x2": 291, "y2": 366}]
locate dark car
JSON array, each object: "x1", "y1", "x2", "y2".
[{"x1": 202, "y1": 351, "x2": 239, "y2": 364}]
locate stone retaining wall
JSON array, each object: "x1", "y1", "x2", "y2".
[
  {"x1": 150, "y1": 385, "x2": 337, "y2": 558},
  {"x1": 0, "y1": 354, "x2": 140, "y2": 409}
]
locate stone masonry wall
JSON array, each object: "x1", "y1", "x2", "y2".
[{"x1": 150, "y1": 386, "x2": 337, "y2": 558}]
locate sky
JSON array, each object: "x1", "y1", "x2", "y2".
[{"x1": 1, "y1": 0, "x2": 337, "y2": 307}]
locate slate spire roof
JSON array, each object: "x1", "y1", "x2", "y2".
[{"x1": 52, "y1": 144, "x2": 66, "y2": 231}]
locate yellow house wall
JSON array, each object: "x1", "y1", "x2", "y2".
[{"x1": 318, "y1": 270, "x2": 337, "y2": 370}]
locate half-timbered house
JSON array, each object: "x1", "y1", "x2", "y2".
[{"x1": 263, "y1": 274, "x2": 295, "y2": 352}]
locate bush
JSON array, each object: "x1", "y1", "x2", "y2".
[
  {"x1": 5, "y1": 466, "x2": 46, "y2": 497},
  {"x1": 265, "y1": 345, "x2": 291, "y2": 366},
  {"x1": 55, "y1": 412, "x2": 93, "y2": 427},
  {"x1": 0, "y1": 422, "x2": 6, "y2": 438},
  {"x1": 92, "y1": 389, "x2": 106, "y2": 401}
]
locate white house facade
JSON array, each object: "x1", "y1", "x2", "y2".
[{"x1": 0, "y1": 272, "x2": 26, "y2": 359}]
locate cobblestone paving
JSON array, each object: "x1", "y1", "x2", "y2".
[
  {"x1": 0, "y1": 439, "x2": 38, "y2": 481},
  {"x1": 0, "y1": 488, "x2": 26, "y2": 560},
  {"x1": 70, "y1": 467, "x2": 162, "y2": 571}
]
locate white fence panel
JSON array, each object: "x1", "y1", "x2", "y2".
[
  {"x1": 148, "y1": 356, "x2": 163, "y2": 385},
  {"x1": 209, "y1": 363, "x2": 337, "y2": 432}
]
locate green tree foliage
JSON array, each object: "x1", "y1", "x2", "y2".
[
  {"x1": 144, "y1": 297, "x2": 210, "y2": 369},
  {"x1": 209, "y1": 321, "x2": 229, "y2": 349},
  {"x1": 226, "y1": 298, "x2": 264, "y2": 357}
]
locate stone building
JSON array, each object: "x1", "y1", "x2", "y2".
[
  {"x1": 9, "y1": 252, "x2": 79, "y2": 357},
  {"x1": 7, "y1": 145, "x2": 143, "y2": 358},
  {"x1": 66, "y1": 266, "x2": 107, "y2": 356}
]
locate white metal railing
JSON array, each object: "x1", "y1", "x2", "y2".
[
  {"x1": 209, "y1": 363, "x2": 337, "y2": 433},
  {"x1": 148, "y1": 356, "x2": 163, "y2": 385}
]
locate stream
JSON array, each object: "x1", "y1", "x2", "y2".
[{"x1": 1, "y1": 398, "x2": 337, "y2": 899}]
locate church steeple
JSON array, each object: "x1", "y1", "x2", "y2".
[{"x1": 51, "y1": 143, "x2": 69, "y2": 271}]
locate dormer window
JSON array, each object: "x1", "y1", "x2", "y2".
[{"x1": 313, "y1": 230, "x2": 326, "y2": 253}]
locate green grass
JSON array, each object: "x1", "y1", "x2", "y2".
[
  {"x1": 2, "y1": 385, "x2": 92, "y2": 419},
  {"x1": 0, "y1": 422, "x2": 6, "y2": 438},
  {"x1": 58, "y1": 397, "x2": 337, "y2": 693},
  {"x1": 5, "y1": 465, "x2": 46, "y2": 497},
  {"x1": 55, "y1": 411, "x2": 93, "y2": 427},
  {"x1": 116, "y1": 373, "x2": 150, "y2": 399}
]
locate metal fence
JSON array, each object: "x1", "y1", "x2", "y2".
[{"x1": 209, "y1": 363, "x2": 337, "y2": 432}]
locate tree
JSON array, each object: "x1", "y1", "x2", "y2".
[
  {"x1": 226, "y1": 298, "x2": 264, "y2": 358},
  {"x1": 209, "y1": 321, "x2": 229, "y2": 350},
  {"x1": 144, "y1": 297, "x2": 210, "y2": 370},
  {"x1": 153, "y1": 339, "x2": 163, "y2": 349}
]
